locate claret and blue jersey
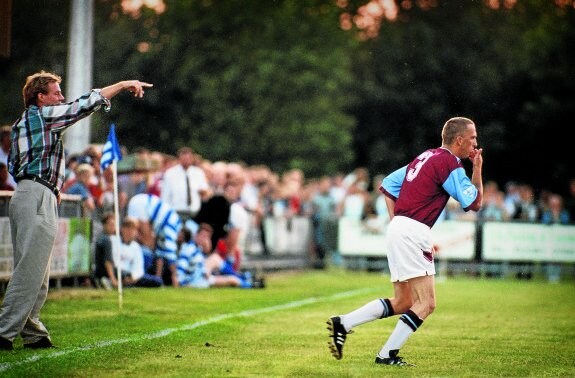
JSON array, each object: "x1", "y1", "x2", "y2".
[{"x1": 380, "y1": 147, "x2": 479, "y2": 228}]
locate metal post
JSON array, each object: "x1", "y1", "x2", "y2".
[{"x1": 64, "y1": 0, "x2": 94, "y2": 155}]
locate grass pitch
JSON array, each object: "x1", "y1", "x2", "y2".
[{"x1": 1, "y1": 269, "x2": 574, "y2": 377}]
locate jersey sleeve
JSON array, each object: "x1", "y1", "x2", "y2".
[
  {"x1": 380, "y1": 165, "x2": 408, "y2": 200},
  {"x1": 442, "y1": 167, "x2": 478, "y2": 211}
]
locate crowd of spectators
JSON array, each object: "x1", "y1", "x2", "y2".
[
  {"x1": 1, "y1": 126, "x2": 574, "y2": 283},
  {"x1": 445, "y1": 179, "x2": 573, "y2": 225}
]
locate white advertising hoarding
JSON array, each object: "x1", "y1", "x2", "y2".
[{"x1": 482, "y1": 222, "x2": 575, "y2": 262}]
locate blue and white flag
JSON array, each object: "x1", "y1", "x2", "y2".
[{"x1": 101, "y1": 124, "x2": 122, "y2": 170}]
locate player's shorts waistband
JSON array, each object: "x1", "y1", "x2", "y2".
[{"x1": 392, "y1": 215, "x2": 431, "y2": 231}]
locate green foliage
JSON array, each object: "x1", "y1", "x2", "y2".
[
  {"x1": 91, "y1": 0, "x2": 357, "y2": 176},
  {"x1": 0, "y1": 1, "x2": 69, "y2": 116},
  {"x1": 345, "y1": 1, "x2": 575, "y2": 192},
  {"x1": 0, "y1": 1, "x2": 573, "y2": 187},
  {"x1": 505, "y1": 0, "x2": 575, "y2": 189}
]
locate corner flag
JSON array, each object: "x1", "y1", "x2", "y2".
[
  {"x1": 101, "y1": 124, "x2": 122, "y2": 170},
  {"x1": 101, "y1": 123, "x2": 124, "y2": 309}
]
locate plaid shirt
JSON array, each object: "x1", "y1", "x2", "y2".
[{"x1": 8, "y1": 90, "x2": 110, "y2": 190}]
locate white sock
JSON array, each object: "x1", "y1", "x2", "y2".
[
  {"x1": 341, "y1": 298, "x2": 392, "y2": 332},
  {"x1": 378, "y1": 310, "x2": 422, "y2": 358}
]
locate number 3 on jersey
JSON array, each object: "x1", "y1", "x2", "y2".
[{"x1": 406, "y1": 150, "x2": 434, "y2": 182}]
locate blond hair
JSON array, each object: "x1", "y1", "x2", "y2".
[{"x1": 22, "y1": 71, "x2": 62, "y2": 107}]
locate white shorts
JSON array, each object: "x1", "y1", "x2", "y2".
[{"x1": 386, "y1": 216, "x2": 435, "y2": 282}]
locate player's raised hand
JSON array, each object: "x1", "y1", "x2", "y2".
[{"x1": 470, "y1": 148, "x2": 483, "y2": 168}]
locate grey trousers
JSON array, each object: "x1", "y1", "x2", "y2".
[{"x1": 0, "y1": 180, "x2": 58, "y2": 342}]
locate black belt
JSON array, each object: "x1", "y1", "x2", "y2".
[{"x1": 16, "y1": 175, "x2": 60, "y2": 197}]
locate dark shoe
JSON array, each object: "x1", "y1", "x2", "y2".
[
  {"x1": 327, "y1": 316, "x2": 352, "y2": 360},
  {"x1": 24, "y1": 337, "x2": 56, "y2": 349},
  {"x1": 0, "y1": 336, "x2": 13, "y2": 351},
  {"x1": 375, "y1": 349, "x2": 415, "y2": 366},
  {"x1": 252, "y1": 277, "x2": 266, "y2": 289}
]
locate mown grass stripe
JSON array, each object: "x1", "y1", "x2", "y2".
[{"x1": 0, "y1": 287, "x2": 377, "y2": 373}]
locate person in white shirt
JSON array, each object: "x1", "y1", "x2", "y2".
[
  {"x1": 161, "y1": 147, "x2": 209, "y2": 220},
  {"x1": 110, "y1": 216, "x2": 163, "y2": 288}
]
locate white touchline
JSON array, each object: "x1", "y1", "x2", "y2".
[{"x1": 0, "y1": 287, "x2": 378, "y2": 373}]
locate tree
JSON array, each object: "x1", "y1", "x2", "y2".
[
  {"x1": 0, "y1": 1, "x2": 69, "y2": 122},
  {"x1": 341, "y1": 0, "x2": 575, "y2": 193},
  {"x1": 91, "y1": 0, "x2": 357, "y2": 176},
  {"x1": 1, "y1": 0, "x2": 573, "y2": 190}
]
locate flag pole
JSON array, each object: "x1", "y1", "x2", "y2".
[
  {"x1": 102, "y1": 123, "x2": 123, "y2": 310},
  {"x1": 112, "y1": 158, "x2": 123, "y2": 310}
]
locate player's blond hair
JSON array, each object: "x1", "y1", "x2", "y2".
[{"x1": 441, "y1": 117, "x2": 474, "y2": 145}]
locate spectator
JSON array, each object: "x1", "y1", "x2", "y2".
[
  {"x1": 214, "y1": 167, "x2": 250, "y2": 273},
  {"x1": 99, "y1": 165, "x2": 129, "y2": 216},
  {"x1": 64, "y1": 154, "x2": 80, "y2": 186},
  {"x1": 126, "y1": 193, "x2": 182, "y2": 287},
  {"x1": 478, "y1": 181, "x2": 505, "y2": 221},
  {"x1": 310, "y1": 176, "x2": 338, "y2": 268},
  {"x1": 372, "y1": 174, "x2": 391, "y2": 226},
  {"x1": 177, "y1": 223, "x2": 263, "y2": 288},
  {"x1": 271, "y1": 183, "x2": 289, "y2": 217},
  {"x1": 64, "y1": 163, "x2": 96, "y2": 216},
  {"x1": 117, "y1": 147, "x2": 151, "y2": 201},
  {"x1": 207, "y1": 160, "x2": 228, "y2": 195},
  {"x1": 362, "y1": 200, "x2": 386, "y2": 234},
  {"x1": 93, "y1": 212, "x2": 117, "y2": 289},
  {"x1": 177, "y1": 224, "x2": 213, "y2": 288},
  {"x1": 259, "y1": 171, "x2": 279, "y2": 218},
  {"x1": 110, "y1": 216, "x2": 163, "y2": 288},
  {"x1": 242, "y1": 165, "x2": 271, "y2": 255},
  {"x1": 161, "y1": 146, "x2": 210, "y2": 221},
  {"x1": 339, "y1": 178, "x2": 369, "y2": 221},
  {"x1": 513, "y1": 184, "x2": 540, "y2": 222},
  {"x1": 82, "y1": 145, "x2": 105, "y2": 203},
  {"x1": 255, "y1": 170, "x2": 278, "y2": 255},
  {"x1": 329, "y1": 173, "x2": 347, "y2": 207},
  {"x1": 0, "y1": 125, "x2": 16, "y2": 188},
  {"x1": 0, "y1": 125, "x2": 10, "y2": 162},
  {"x1": 241, "y1": 165, "x2": 262, "y2": 215},
  {"x1": 503, "y1": 181, "x2": 520, "y2": 218},
  {"x1": 146, "y1": 151, "x2": 169, "y2": 197},
  {"x1": 299, "y1": 180, "x2": 317, "y2": 218},
  {"x1": 363, "y1": 174, "x2": 391, "y2": 234},
  {"x1": 481, "y1": 190, "x2": 509, "y2": 222},
  {"x1": 541, "y1": 193, "x2": 570, "y2": 225},
  {"x1": 0, "y1": 162, "x2": 15, "y2": 191},
  {"x1": 194, "y1": 193, "x2": 231, "y2": 255},
  {"x1": 564, "y1": 178, "x2": 575, "y2": 224},
  {"x1": 342, "y1": 167, "x2": 369, "y2": 192}
]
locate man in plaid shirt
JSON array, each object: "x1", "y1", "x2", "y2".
[{"x1": 0, "y1": 71, "x2": 152, "y2": 351}]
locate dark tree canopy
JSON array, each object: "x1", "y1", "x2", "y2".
[{"x1": 0, "y1": 0, "x2": 573, "y2": 193}]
